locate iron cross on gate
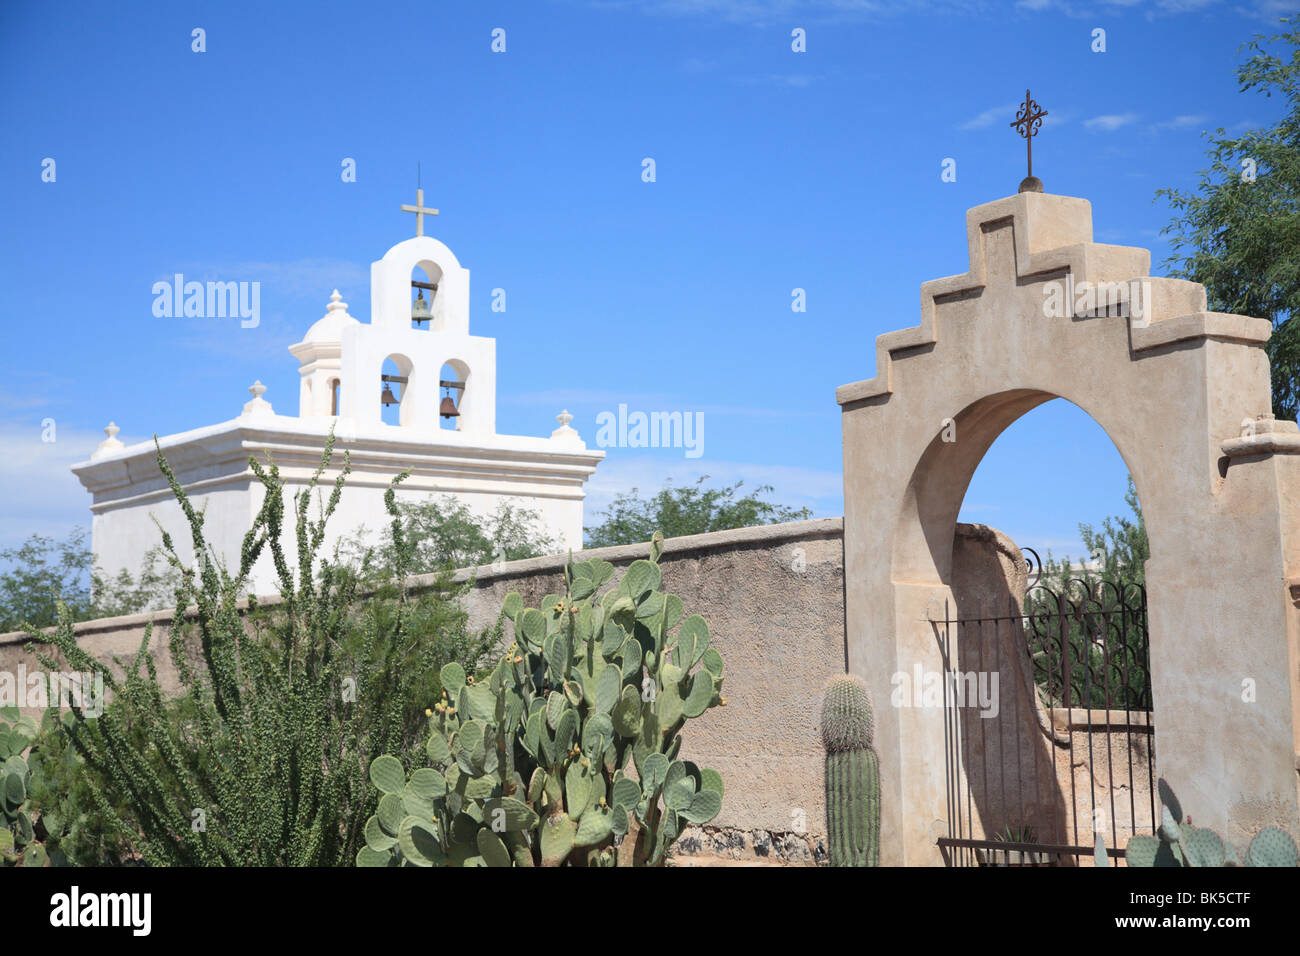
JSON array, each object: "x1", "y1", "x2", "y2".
[{"x1": 1010, "y1": 90, "x2": 1048, "y2": 193}]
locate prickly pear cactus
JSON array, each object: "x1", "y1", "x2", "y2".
[
  {"x1": 358, "y1": 531, "x2": 726, "y2": 867},
  {"x1": 0, "y1": 706, "x2": 42, "y2": 866},
  {"x1": 821, "y1": 674, "x2": 879, "y2": 867},
  {"x1": 1121, "y1": 780, "x2": 1299, "y2": 868}
]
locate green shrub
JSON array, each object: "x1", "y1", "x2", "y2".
[{"x1": 26, "y1": 433, "x2": 494, "y2": 865}]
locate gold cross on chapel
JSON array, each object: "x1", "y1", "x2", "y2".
[
  {"x1": 1009, "y1": 89, "x2": 1047, "y2": 193},
  {"x1": 401, "y1": 188, "x2": 439, "y2": 237}
]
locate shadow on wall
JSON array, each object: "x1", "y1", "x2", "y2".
[{"x1": 940, "y1": 523, "x2": 1074, "y2": 865}]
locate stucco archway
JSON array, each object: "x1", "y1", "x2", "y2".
[{"x1": 838, "y1": 192, "x2": 1300, "y2": 865}]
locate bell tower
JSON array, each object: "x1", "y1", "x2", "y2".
[
  {"x1": 332, "y1": 189, "x2": 496, "y2": 435},
  {"x1": 78, "y1": 189, "x2": 603, "y2": 601}
]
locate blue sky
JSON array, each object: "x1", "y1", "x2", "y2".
[{"x1": 0, "y1": 0, "x2": 1291, "y2": 561}]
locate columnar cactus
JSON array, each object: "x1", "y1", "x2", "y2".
[
  {"x1": 821, "y1": 674, "x2": 879, "y2": 867},
  {"x1": 358, "y1": 531, "x2": 726, "y2": 867}
]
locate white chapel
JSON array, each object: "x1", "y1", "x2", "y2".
[{"x1": 73, "y1": 193, "x2": 604, "y2": 597}]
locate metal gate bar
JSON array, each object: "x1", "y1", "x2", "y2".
[{"x1": 937, "y1": 562, "x2": 1156, "y2": 866}]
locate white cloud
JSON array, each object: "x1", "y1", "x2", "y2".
[
  {"x1": 960, "y1": 103, "x2": 1018, "y2": 131},
  {"x1": 1084, "y1": 112, "x2": 1139, "y2": 132},
  {"x1": 1154, "y1": 113, "x2": 1210, "y2": 130},
  {"x1": 0, "y1": 421, "x2": 126, "y2": 551},
  {"x1": 160, "y1": 257, "x2": 369, "y2": 306}
]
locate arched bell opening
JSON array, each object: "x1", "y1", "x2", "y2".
[
  {"x1": 380, "y1": 354, "x2": 414, "y2": 426},
  {"x1": 411, "y1": 261, "x2": 444, "y2": 331},
  {"x1": 439, "y1": 360, "x2": 469, "y2": 431}
]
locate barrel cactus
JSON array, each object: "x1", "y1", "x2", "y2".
[
  {"x1": 821, "y1": 674, "x2": 879, "y2": 867},
  {"x1": 357, "y1": 531, "x2": 726, "y2": 867}
]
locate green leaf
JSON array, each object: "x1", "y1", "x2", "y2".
[
  {"x1": 527, "y1": 768, "x2": 547, "y2": 804},
  {"x1": 1094, "y1": 831, "x2": 1110, "y2": 867},
  {"x1": 1123, "y1": 835, "x2": 1161, "y2": 867},
  {"x1": 546, "y1": 691, "x2": 565, "y2": 729},
  {"x1": 608, "y1": 595, "x2": 636, "y2": 619},
  {"x1": 11, "y1": 716, "x2": 37, "y2": 749},
  {"x1": 566, "y1": 762, "x2": 595, "y2": 820},
  {"x1": 22, "y1": 843, "x2": 47, "y2": 868},
  {"x1": 519, "y1": 608, "x2": 547, "y2": 648},
  {"x1": 554, "y1": 708, "x2": 578, "y2": 758},
  {"x1": 1181, "y1": 827, "x2": 1226, "y2": 867},
  {"x1": 364, "y1": 815, "x2": 398, "y2": 851},
  {"x1": 595, "y1": 665, "x2": 621, "y2": 714},
  {"x1": 612, "y1": 685, "x2": 643, "y2": 737},
  {"x1": 582, "y1": 713, "x2": 614, "y2": 754},
  {"x1": 611, "y1": 777, "x2": 641, "y2": 810},
  {"x1": 456, "y1": 720, "x2": 489, "y2": 775},
  {"x1": 356, "y1": 845, "x2": 392, "y2": 867},
  {"x1": 377, "y1": 793, "x2": 405, "y2": 835},
  {"x1": 547, "y1": 632, "x2": 570, "y2": 680},
  {"x1": 682, "y1": 671, "x2": 715, "y2": 719},
  {"x1": 563, "y1": 679, "x2": 582, "y2": 707},
  {"x1": 524, "y1": 711, "x2": 544, "y2": 760},
  {"x1": 700, "y1": 768, "x2": 724, "y2": 797},
  {"x1": 426, "y1": 732, "x2": 451, "y2": 766},
  {"x1": 663, "y1": 760, "x2": 694, "y2": 811},
  {"x1": 540, "y1": 812, "x2": 577, "y2": 866},
  {"x1": 679, "y1": 788, "x2": 722, "y2": 824},
  {"x1": 503, "y1": 592, "x2": 524, "y2": 621},
  {"x1": 635, "y1": 591, "x2": 665, "y2": 621},
  {"x1": 477, "y1": 827, "x2": 513, "y2": 867},
  {"x1": 1246, "y1": 827, "x2": 1300, "y2": 867},
  {"x1": 463, "y1": 683, "x2": 496, "y2": 722},
  {"x1": 621, "y1": 560, "x2": 661, "y2": 598},
  {"x1": 575, "y1": 804, "x2": 614, "y2": 847},
  {"x1": 631, "y1": 753, "x2": 665, "y2": 798},
  {"x1": 483, "y1": 796, "x2": 539, "y2": 832},
  {"x1": 440, "y1": 662, "x2": 467, "y2": 694},
  {"x1": 3, "y1": 771, "x2": 27, "y2": 809},
  {"x1": 657, "y1": 677, "x2": 684, "y2": 728},
  {"x1": 674, "y1": 615, "x2": 710, "y2": 670},
  {"x1": 398, "y1": 816, "x2": 444, "y2": 867}
]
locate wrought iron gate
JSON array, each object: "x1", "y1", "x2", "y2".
[{"x1": 935, "y1": 554, "x2": 1157, "y2": 866}]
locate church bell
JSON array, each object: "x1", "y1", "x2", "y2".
[
  {"x1": 381, "y1": 383, "x2": 400, "y2": 406},
  {"x1": 411, "y1": 290, "x2": 432, "y2": 327},
  {"x1": 440, "y1": 385, "x2": 460, "y2": 419}
]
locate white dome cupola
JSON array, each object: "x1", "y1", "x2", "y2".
[{"x1": 289, "y1": 289, "x2": 359, "y2": 417}]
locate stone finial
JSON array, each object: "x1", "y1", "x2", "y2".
[
  {"x1": 551, "y1": 409, "x2": 579, "y2": 440},
  {"x1": 242, "y1": 380, "x2": 275, "y2": 417},
  {"x1": 327, "y1": 289, "x2": 347, "y2": 312},
  {"x1": 92, "y1": 421, "x2": 125, "y2": 459}
]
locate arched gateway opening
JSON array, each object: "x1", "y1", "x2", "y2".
[
  {"x1": 916, "y1": 394, "x2": 1156, "y2": 866},
  {"x1": 837, "y1": 191, "x2": 1298, "y2": 866}
]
